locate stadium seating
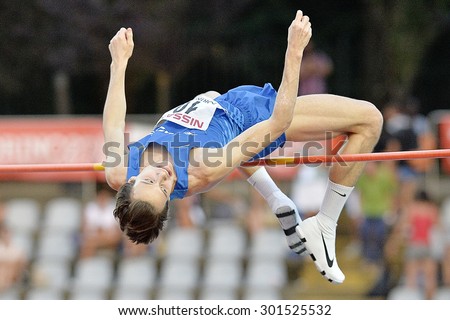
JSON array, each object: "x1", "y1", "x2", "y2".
[
  {"x1": 433, "y1": 287, "x2": 450, "y2": 300},
  {"x1": 163, "y1": 226, "x2": 204, "y2": 260},
  {"x1": 114, "y1": 255, "x2": 157, "y2": 295},
  {"x1": 4, "y1": 198, "x2": 41, "y2": 235},
  {"x1": 35, "y1": 231, "x2": 78, "y2": 263},
  {"x1": 2, "y1": 196, "x2": 296, "y2": 301},
  {"x1": 248, "y1": 227, "x2": 290, "y2": 260},
  {"x1": 387, "y1": 285, "x2": 425, "y2": 300},
  {"x1": 70, "y1": 255, "x2": 115, "y2": 293},
  {"x1": 201, "y1": 257, "x2": 243, "y2": 292},
  {"x1": 205, "y1": 223, "x2": 247, "y2": 260},
  {"x1": 42, "y1": 197, "x2": 82, "y2": 234}
]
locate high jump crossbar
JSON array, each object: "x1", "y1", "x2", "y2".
[
  {"x1": 0, "y1": 149, "x2": 449, "y2": 173},
  {"x1": 241, "y1": 148, "x2": 450, "y2": 166}
]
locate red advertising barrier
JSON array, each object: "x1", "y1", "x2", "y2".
[{"x1": 0, "y1": 117, "x2": 106, "y2": 181}]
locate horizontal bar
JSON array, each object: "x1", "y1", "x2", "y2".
[
  {"x1": 242, "y1": 148, "x2": 450, "y2": 166},
  {"x1": 0, "y1": 163, "x2": 105, "y2": 173},
  {"x1": 0, "y1": 149, "x2": 449, "y2": 173}
]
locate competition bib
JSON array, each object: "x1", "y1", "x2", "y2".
[{"x1": 158, "y1": 95, "x2": 223, "y2": 131}]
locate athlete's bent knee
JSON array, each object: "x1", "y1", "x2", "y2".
[{"x1": 362, "y1": 101, "x2": 383, "y2": 140}]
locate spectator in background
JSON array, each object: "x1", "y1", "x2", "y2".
[
  {"x1": 244, "y1": 188, "x2": 268, "y2": 236},
  {"x1": 173, "y1": 195, "x2": 206, "y2": 228},
  {"x1": 442, "y1": 231, "x2": 450, "y2": 288},
  {"x1": 122, "y1": 235, "x2": 149, "y2": 257},
  {"x1": 383, "y1": 100, "x2": 418, "y2": 209},
  {"x1": 383, "y1": 97, "x2": 436, "y2": 210},
  {"x1": 0, "y1": 204, "x2": 27, "y2": 292},
  {"x1": 403, "y1": 96, "x2": 437, "y2": 175},
  {"x1": 78, "y1": 184, "x2": 122, "y2": 259},
  {"x1": 298, "y1": 40, "x2": 333, "y2": 96},
  {"x1": 367, "y1": 212, "x2": 405, "y2": 299},
  {"x1": 402, "y1": 190, "x2": 440, "y2": 300},
  {"x1": 355, "y1": 161, "x2": 398, "y2": 272},
  {"x1": 441, "y1": 197, "x2": 450, "y2": 288},
  {"x1": 361, "y1": 128, "x2": 403, "y2": 299}
]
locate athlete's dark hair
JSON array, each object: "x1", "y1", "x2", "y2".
[{"x1": 113, "y1": 182, "x2": 169, "y2": 244}]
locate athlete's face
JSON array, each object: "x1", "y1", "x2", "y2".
[{"x1": 129, "y1": 163, "x2": 176, "y2": 211}]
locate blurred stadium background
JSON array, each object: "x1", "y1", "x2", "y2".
[{"x1": 1, "y1": 0, "x2": 450, "y2": 300}]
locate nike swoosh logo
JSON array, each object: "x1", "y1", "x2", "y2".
[
  {"x1": 332, "y1": 189, "x2": 346, "y2": 197},
  {"x1": 321, "y1": 233, "x2": 334, "y2": 267}
]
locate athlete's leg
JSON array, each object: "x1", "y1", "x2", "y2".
[
  {"x1": 285, "y1": 94, "x2": 383, "y2": 283},
  {"x1": 285, "y1": 94, "x2": 383, "y2": 185},
  {"x1": 240, "y1": 166, "x2": 306, "y2": 256}
]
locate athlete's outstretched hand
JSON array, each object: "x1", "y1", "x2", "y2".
[
  {"x1": 108, "y1": 27, "x2": 134, "y2": 66},
  {"x1": 270, "y1": 10, "x2": 312, "y2": 135},
  {"x1": 287, "y1": 10, "x2": 312, "y2": 57}
]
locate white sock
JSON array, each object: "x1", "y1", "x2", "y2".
[
  {"x1": 247, "y1": 167, "x2": 304, "y2": 254},
  {"x1": 247, "y1": 167, "x2": 298, "y2": 216},
  {"x1": 317, "y1": 179, "x2": 354, "y2": 234}
]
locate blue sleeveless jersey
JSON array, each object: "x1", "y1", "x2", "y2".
[{"x1": 127, "y1": 83, "x2": 286, "y2": 200}]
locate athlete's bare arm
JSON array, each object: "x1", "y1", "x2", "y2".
[
  {"x1": 190, "y1": 11, "x2": 312, "y2": 191},
  {"x1": 103, "y1": 27, "x2": 134, "y2": 190}
]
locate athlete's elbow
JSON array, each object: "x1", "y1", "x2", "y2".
[
  {"x1": 272, "y1": 95, "x2": 296, "y2": 129},
  {"x1": 105, "y1": 168, "x2": 125, "y2": 191},
  {"x1": 106, "y1": 177, "x2": 122, "y2": 192},
  {"x1": 200, "y1": 166, "x2": 219, "y2": 185},
  {"x1": 268, "y1": 117, "x2": 291, "y2": 136}
]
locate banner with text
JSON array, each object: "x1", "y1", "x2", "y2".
[{"x1": 0, "y1": 117, "x2": 105, "y2": 181}]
